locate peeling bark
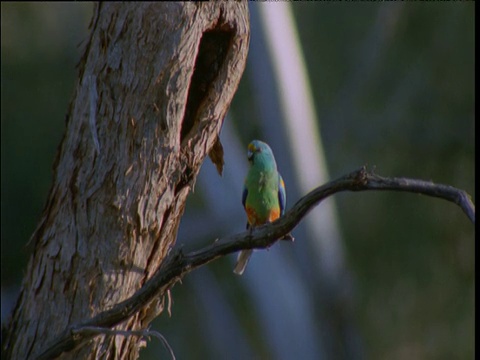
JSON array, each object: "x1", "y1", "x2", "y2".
[{"x1": 3, "y1": 3, "x2": 249, "y2": 359}]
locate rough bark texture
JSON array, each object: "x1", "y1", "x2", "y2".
[{"x1": 3, "y1": 2, "x2": 249, "y2": 359}]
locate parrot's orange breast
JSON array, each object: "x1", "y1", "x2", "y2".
[{"x1": 245, "y1": 205, "x2": 281, "y2": 226}]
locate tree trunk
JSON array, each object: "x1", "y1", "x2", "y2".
[{"x1": 3, "y1": 2, "x2": 249, "y2": 359}]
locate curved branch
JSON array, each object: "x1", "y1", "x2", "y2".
[
  {"x1": 71, "y1": 327, "x2": 176, "y2": 360},
  {"x1": 37, "y1": 166, "x2": 475, "y2": 359}
]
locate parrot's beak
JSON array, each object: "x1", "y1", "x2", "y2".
[{"x1": 247, "y1": 143, "x2": 256, "y2": 161}]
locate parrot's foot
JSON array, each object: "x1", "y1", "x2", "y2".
[{"x1": 280, "y1": 233, "x2": 295, "y2": 242}]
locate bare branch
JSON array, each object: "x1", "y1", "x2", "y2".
[
  {"x1": 37, "y1": 166, "x2": 475, "y2": 359},
  {"x1": 71, "y1": 327, "x2": 175, "y2": 360}
]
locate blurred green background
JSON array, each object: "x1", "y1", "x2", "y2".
[{"x1": 1, "y1": 3, "x2": 474, "y2": 360}]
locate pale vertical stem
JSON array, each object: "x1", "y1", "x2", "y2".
[{"x1": 257, "y1": 2, "x2": 345, "y2": 284}]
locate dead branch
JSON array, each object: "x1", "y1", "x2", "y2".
[
  {"x1": 70, "y1": 327, "x2": 175, "y2": 360},
  {"x1": 37, "y1": 166, "x2": 475, "y2": 359}
]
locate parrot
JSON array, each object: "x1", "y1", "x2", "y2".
[{"x1": 233, "y1": 140, "x2": 287, "y2": 275}]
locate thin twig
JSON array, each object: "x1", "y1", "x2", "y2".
[
  {"x1": 36, "y1": 166, "x2": 475, "y2": 359},
  {"x1": 71, "y1": 326, "x2": 175, "y2": 360}
]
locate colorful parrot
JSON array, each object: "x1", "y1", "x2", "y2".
[{"x1": 233, "y1": 140, "x2": 287, "y2": 275}]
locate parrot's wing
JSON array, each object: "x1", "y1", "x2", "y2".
[
  {"x1": 242, "y1": 185, "x2": 248, "y2": 209},
  {"x1": 242, "y1": 185, "x2": 250, "y2": 230},
  {"x1": 278, "y1": 173, "x2": 286, "y2": 216}
]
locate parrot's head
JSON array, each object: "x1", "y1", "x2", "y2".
[{"x1": 247, "y1": 140, "x2": 277, "y2": 170}]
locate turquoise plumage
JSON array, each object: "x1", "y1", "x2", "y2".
[{"x1": 233, "y1": 140, "x2": 286, "y2": 275}]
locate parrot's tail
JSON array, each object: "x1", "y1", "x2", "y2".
[{"x1": 233, "y1": 249, "x2": 253, "y2": 275}]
